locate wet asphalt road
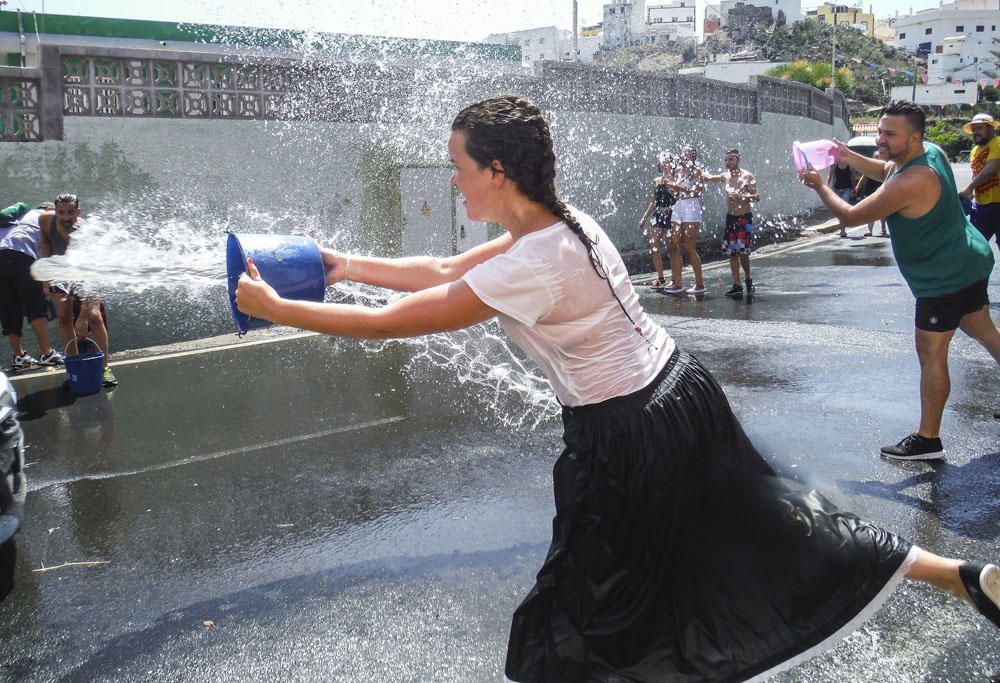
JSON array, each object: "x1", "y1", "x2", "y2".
[{"x1": 1, "y1": 211, "x2": 999, "y2": 681}]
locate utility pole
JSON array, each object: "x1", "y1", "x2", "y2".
[
  {"x1": 831, "y1": 22, "x2": 837, "y2": 90},
  {"x1": 573, "y1": 0, "x2": 579, "y2": 61}
]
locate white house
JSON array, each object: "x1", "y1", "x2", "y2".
[
  {"x1": 926, "y1": 34, "x2": 997, "y2": 84},
  {"x1": 891, "y1": 0, "x2": 999, "y2": 54},
  {"x1": 485, "y1": 26, "x2": 601, "y2": 67},
  {"x1": 679, "y1": 59, "x2": 788, "y2": 83},
  {"x1": 890, "y1": 82, "x2": 978, "y2": 106},
  {"x1": 644, "y1": 1, "x2": 697, "y2": 43},
  {"x1": 603, "y1": 0, "x2": 647, "y2": 49}
]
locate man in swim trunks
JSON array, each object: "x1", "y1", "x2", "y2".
[{"x1": 706, "y1": 149, "x2": 759, "y2": 298}]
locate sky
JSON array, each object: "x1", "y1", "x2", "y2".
[{"x1": 0, "y1": 1, "x2": 957, "y2": 42}]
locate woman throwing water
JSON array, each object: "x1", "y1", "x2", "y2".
[
  {"x1": 236, "y1": 95, "x2": 1000, "y2": 682},
  {"x1": 637, "y1": 153, "x2": 677, "y2": 289}
]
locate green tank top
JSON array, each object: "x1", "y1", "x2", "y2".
[{"x1": 886, "y1": 142, "x2": 994, "y2": 298}]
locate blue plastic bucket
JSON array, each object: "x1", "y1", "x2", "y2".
[
  {"x1": 64, "y1": 338, "x2": 104, "y2": 397},
  {"x1": 226, "y1": 233, "x2": 326, "y2": 335}
]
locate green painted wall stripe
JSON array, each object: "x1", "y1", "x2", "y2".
[{"x1": 0, "y1": 10, "x2": 520, "y2": 61}]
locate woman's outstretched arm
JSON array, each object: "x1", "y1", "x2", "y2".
[
  {"x1": 323, "y1": 232, "x2": 513, "y2": 292},
  {"x1": 236, "y1": 259, "x2": 497, "y2": 339}
]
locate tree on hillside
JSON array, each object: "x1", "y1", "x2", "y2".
[
  {"x1": 742, "y1": 20, "x2": 917, "y2": 104},
  {"x1": 766, "y1": 60, "x2": 854, "y2": 92}
]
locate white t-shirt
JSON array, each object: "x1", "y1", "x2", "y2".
[{"x1": 462, "y1": 212, "x2": 675, "y2": 407}]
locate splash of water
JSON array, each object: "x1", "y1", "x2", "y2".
[{"x1": 335, "y1": 282, "x2": 560, "y2": 428}]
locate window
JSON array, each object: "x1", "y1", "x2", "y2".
[
  {"x1": 899, "y1": 32, "x2": 906, "y2": 38},
  {"x1": 976, "y1": 26, "x2": 984, "y2": 32},
  {"x1": 956, "y1": 25, "x2": 964, "y2": 32},
  {"x1": 925, "y1": 27, "x2": 932, "y2": 35},
  {"x1": 538, "y1": 37, "x2": 545, "y2": 43},
  {"x1": 932, "y1": 58, "x2": 938, "y2": 63}
]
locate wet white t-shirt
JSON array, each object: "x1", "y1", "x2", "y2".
[{"x1": 461, "y1": 212, "x2": 675, "y2": 407}]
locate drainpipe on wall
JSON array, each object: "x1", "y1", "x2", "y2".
[
  {"x1": 16, "y1": 9, "x2": 25, "y2": 66},
  {"x1": 32, "y1": 11, "x2": 41, "y2": 57}
]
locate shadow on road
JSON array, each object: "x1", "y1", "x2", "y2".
[{"x1": 841, "y1": 451, "x2": 1000, "y2": 542}]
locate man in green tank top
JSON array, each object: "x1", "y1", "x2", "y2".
[{"x1": 800, "y1": 100, "x2": 999, "y2": 461}]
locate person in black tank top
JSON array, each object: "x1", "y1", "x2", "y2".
[
  {"x1": 828, "y1": 161, "x2": 855, "y2": 237},
  {"x1": 638, "y1": 154, "x2": 677, "y2": 289}
]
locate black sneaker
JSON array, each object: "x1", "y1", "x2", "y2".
[
  {"x1": 880, "y1": 433, "x2": 944, "y2": 460},
  {"x1": 959, "y1": 562, "x2": 1000, "y2": 629},
  {"x1": 745, "y1": 278, "x2": 756, "y2": 294},
  {"x1": 724, "y1": 283, "x2": 744, "y2": 298}
]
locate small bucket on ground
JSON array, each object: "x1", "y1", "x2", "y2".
[
  {"x1": 226, "y1": 233, "x2": 326, "y2": 336},
  {"x1": 64, "y1": 338, "x2": 104, "y2": 397},
  {"x1": 792, "y1": 139, "x2": 838, "y2": 172}
]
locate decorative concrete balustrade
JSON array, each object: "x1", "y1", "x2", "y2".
[
  {"x1": 0, "y1": 42, "x2": 849, "y2": 142},
  {"x1": 0, "y1": 67, "x2": 41, "y2": 141}
]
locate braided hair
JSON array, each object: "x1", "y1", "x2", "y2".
[
  {"x1": 451, "y1": 96, "x2": 600, "y2": 269},
  {"x1": 451, "y1": 96, "x2": 649, "y2": 343}
]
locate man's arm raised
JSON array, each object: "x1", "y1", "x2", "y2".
[
  {"x1": 800, "y1": 164, "x2": 938, "y2": 228},
  {"x1": 833, "y1": 140, "x2": 890, "y2": 182}
]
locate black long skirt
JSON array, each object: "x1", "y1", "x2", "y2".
[{"x1": 505, "y1": 350, "x2": 913, "y2": 682}]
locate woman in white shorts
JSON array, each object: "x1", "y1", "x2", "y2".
[{"x1": 663, "y1": 145, "x2": 706, "y2": 294}]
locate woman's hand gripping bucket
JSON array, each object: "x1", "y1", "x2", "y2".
[{"x1": 225, "y1": 233, "x2": 326, "y2": 335}]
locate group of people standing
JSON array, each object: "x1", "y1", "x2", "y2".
[
  {"x1": 639, "y1": 145, "x2": 759, "y2": 298},
  {"x1": 0, "y1": 194, "x2": 116, "y2": 387}
]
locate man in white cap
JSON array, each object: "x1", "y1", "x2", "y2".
[{"x1": 960, "y1": 112, "x2": 1000, "y2": 245}]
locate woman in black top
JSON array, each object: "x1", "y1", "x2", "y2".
[{"x1": 638, "y1": 154, "x2": 677, "y2": 288}]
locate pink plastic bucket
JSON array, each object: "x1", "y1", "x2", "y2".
[{"x1": 792, "y1": 139, "x2": 838, "y2": 171}]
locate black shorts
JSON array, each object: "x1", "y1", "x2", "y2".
[
  {"x1": 0, "y1": 249, "x2": 48, "y2": 337},
  {"x1": 914, "y1": 278, "x2": 989, "y2": 332}
]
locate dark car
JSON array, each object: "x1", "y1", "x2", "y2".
[{"x1": 0, "y1": 371, "x2": 25, "y2": 602}]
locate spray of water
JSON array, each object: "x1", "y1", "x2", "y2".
[
  {"x1": 23, "y1": 25, "x2": 826, "y2": 423},
  {"x1": 333, "y1": 282, "x2": 560, "y2": 428}
]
